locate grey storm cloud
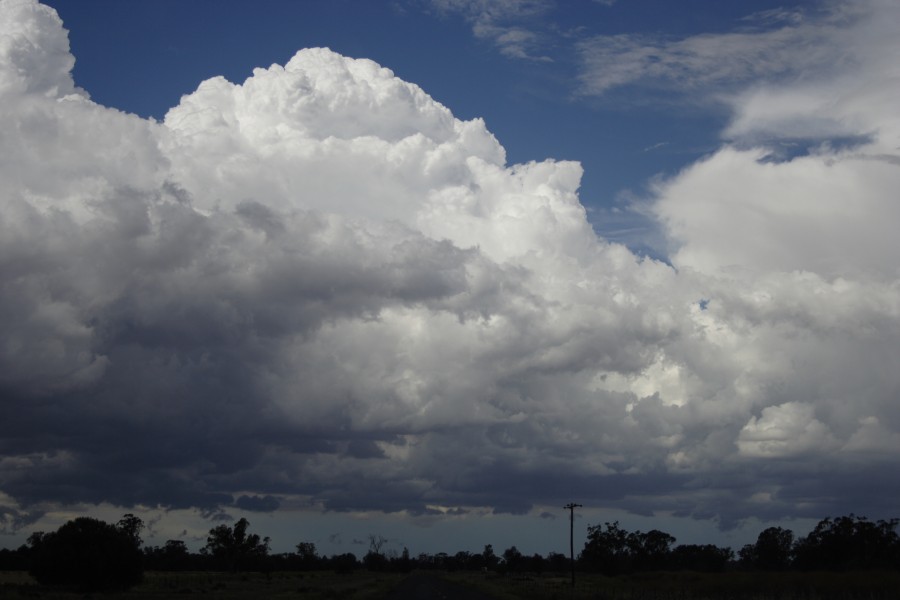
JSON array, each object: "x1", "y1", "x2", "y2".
[
  {"x1": 2, "y1": 0, "x2": 900, "y2": 535},
  {"x1": 234, "y1": 495, "x2": 281, "y2": 513}
]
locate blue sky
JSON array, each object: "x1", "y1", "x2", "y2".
[
  {"x1": 3, "y1": 0, "x2": 900, "y2": 558},
  {"x1": 42, "y1": 0, "x2": 803, "y2": 254}
]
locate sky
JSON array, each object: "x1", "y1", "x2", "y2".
[{"x1": 1, "y1": 0, "x2": 899, "y2": 558}]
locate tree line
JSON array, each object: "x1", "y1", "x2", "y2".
[
  {"x1": 579, "y1": 514, "x2": 900, "y2": 575},
  {"x1": 0, "y1": 513, "x2": 897, "y2": 591}
]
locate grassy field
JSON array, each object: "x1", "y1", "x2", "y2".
[
  {"x1": 0, "y1": 570, "x2": 404, "y2": 599},
  {"x1": 441, "y1": 570, "x2": 900, "y2": 600},
  {"x1": 2, "y1": 570, "x2": 900, "y2": 599}
]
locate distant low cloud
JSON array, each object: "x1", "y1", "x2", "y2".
[
  {"x1": 1, "y1": 0, "x2": 899, "y2": 536},
  {"x1": 0, "y1": 501, "x2": 44, "y2": 535},
  {"x1": 234, "y1": 495, "x2": 281, "y2": 513}
]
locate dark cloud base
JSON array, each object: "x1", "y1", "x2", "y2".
[{"x1": 2, "y1": 0, "x2": 900, "y2": 539}]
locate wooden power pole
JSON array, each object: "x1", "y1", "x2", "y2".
[{"x1": 564, "y1": 503, "x2": 582, "y2": 588}]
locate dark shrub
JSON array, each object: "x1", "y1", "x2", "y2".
[{"x1": 28, "y1": 517, "x2": 143, "y2": 591}]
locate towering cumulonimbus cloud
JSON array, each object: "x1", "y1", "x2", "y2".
[{"x1": 2, "y1": 0, "x2": 900, "y2": 533}]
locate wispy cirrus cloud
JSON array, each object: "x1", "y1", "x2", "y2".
[
  {"x1": 425, "y1": 0, "x2": 554, "y2": 60},
  {"x1": 576, "y1": 13, "x2": 837, "y2": 99}
]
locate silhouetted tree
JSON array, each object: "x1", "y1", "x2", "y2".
[
  {"x1": 363, "y1": 550, "x2": 389, "y2": 570},
  {"x1": 670, "y1": 544, "x2": 733, "y2": 572},
  {"x1": 526, "y1": 552, "x2": 546, "y2": 575},
  {"x1": 202, "y1": 517, "x2": 270, "y2": 572},
  {"x1": 392, "y1": 546, "x2": 413, "y2": 572},
  {"x1": 581, "y1": 522, "x2": 679, "y2": 574},
  {"x1": 144, "y1": 539, "x2": 194, "y2": 571},
  {"x1": 793, "y1": 514, "x2": 899, "y2": 571},
  {"x1": 445, "y1": 551, "x2": 468, "y2": 571},
  {"x1": 739, "y1": 526, "x2": 794, "y2": 571},
  {"x1": 628, "y1": 529, "x2": 676, "y2": 571},
  {"x1": 363, "y1": 534, "x2": 389, "y2": 571},
  {"x1": 330, "y1": 552, "x2": 358, "y2": 573},
  {"x1": 581, "y1": 521, "x2": 631, "y2": 574},
  {"x1": 295, "y1": 541, "x2": 319, "y2": 570},
  {"x1": 502, "y1": 545, "x2": 524, "y2": 572},
  {"x1": 547, "y1": 551, "x2": 569, "y2": 574},
  {"x1": 482, "y1": 543, "x2": 499, "y2": 570},
  {"x1": 0, "y1": 546, "x2": 28, "y2": 570},
  {"x1": 27, "y1": 517, "x2": 143, "y2": 591},
  {"x1": 116, "y1": 513, "x2": 144, "y2": 549}
]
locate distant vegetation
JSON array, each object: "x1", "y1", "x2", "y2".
[
  {"x1": 579, "y1": 515, "x2": 900, "y2": 575},
  {"x1": 0, "y1": 512, "x2": 897, "y2": 594}
]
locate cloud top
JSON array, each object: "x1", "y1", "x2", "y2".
[
  {"x1": 2, "y1": 0, "x2": 900, "y2": 534},
  {"x1": 0, "y1": 0, "x2": 77, "y2": 97}
]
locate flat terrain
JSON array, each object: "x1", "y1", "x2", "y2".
[
  {"x1": 0, "y1": 570, "x2": 402, "y2": 599},
  {"x1": 3, "y1": 569, "x2": 900, "y2": 599},
  {"x1": 384, "y1": 572, "x2": 498, "y2": 599}
]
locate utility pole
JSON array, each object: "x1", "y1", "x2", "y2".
[{"x1": 564, "y1": 503, "x2": 582, "y2": 588}]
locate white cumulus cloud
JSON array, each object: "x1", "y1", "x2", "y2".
[{"x1": 1, "y1": 0, "x2": 899, "y2": 533}]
